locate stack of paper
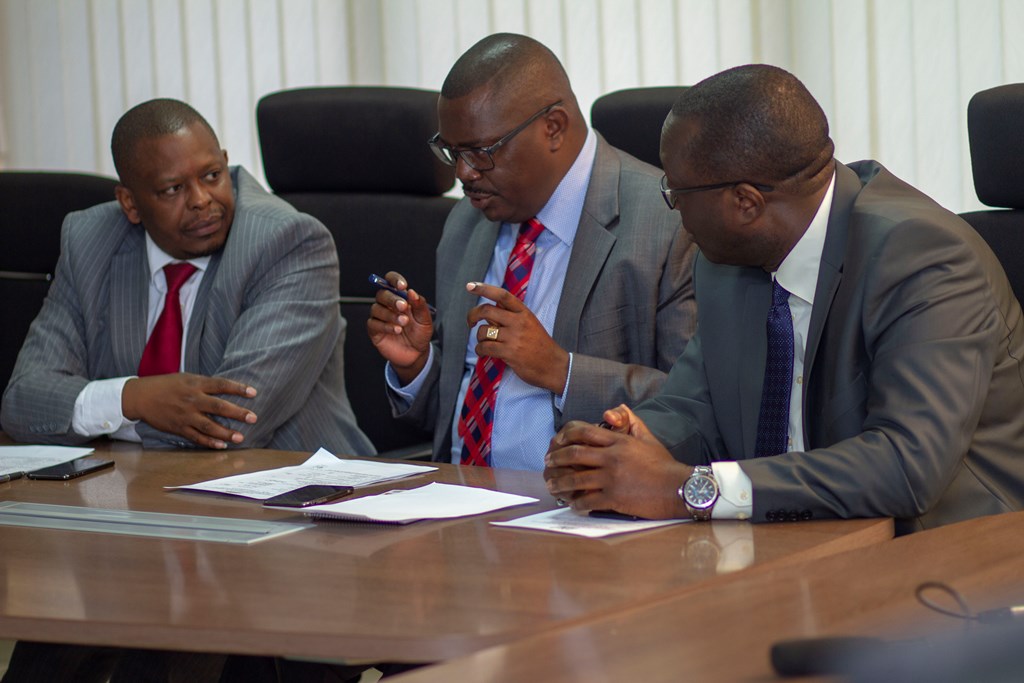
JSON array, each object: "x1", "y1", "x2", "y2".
[
  {"x1": 303, "y1": 482, "x2": 538, "y2": 525},
  {"x1": 0, "y1": 446, "x2": 96, "y2": 477},
  {"x1": 167, "y1": 447, "x2": 436, "y2": 500}
]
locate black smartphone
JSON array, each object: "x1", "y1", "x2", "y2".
[
  {"x1": 262, "y1": 485, "x2": 354, "y2": 508},
  {"x1": 26, "y1": 457, "x2": 115, "y2": 481}
]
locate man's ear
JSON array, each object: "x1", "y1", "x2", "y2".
[
  {"x1": 543, "y1": 106, "x2": 570, "y2": 152},
  {"x1": 114, "y1": 184, "x2": 142, "y2": 225},
  {"x1": 732, "y1": 182, "x2": 768, "y2": 224}
]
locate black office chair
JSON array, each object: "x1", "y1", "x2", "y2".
[
  {"x1": 257, "y1": 86, "x2": 456, "y2": 456},
  {"x1": 959, "y1": 83, "x2": 1024, "y2": 303},
  {"x1": 590, "y1": 86, "x2": 688, "y2": 169},
  {"x1": 0, "y1": 171, "x2": 118, "y2": 393}
]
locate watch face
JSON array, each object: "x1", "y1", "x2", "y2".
[{"x1": 684, "y1": 473, "x2": 718, "y2": 509}]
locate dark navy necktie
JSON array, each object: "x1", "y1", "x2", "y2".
[{"x1": 754, "y1": 278, "x2": 794, "y2": 456}]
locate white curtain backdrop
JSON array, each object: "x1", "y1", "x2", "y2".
[{"x1": 1, "y1": 0, "x2": 1022, "y2": 212}]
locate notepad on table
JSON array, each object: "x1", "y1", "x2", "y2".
[{"x1": 301, "y1": 482, "x2": 538, "y2": 525}]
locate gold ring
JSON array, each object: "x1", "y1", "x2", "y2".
[{"x1": 485, "y1": 325, "x2": 500, "y2": 341}]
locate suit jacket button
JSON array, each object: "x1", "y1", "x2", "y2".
[
  {"x1": 801, "y1": 510, "x2": 812, "y2": 520},
  {"x1": 787, "y1": 511, "x2": 800, "y2": 522}
]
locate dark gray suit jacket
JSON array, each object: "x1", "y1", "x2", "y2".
[
  {"x1": 638, "y1": 160, "x2": 1024, "y2": 534},
  {"x1": 1, "y1": 167, "x2": 374, "y2": 456},
  {"x1": 392, "y1": 135, "x2": 697, "y2": 459}
]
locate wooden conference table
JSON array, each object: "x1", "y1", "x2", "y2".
[
  {"x1": 0, "y1": 440, "x2": 892, "y2": 664},
  {"x1": 394, "y1": 509, "x2": 1024, "y2": 682}
]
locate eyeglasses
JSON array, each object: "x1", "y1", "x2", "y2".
[
  {"x1": 660, "y1": 174, "x2": 775, "y2": 210},
  {"x1": 428, "y1": 101, "x2": 563, "y2": 171}
]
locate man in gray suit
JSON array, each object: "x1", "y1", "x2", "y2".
[
  {"x1": 545, "y1": 64, "x2": 1024, "y2": 535},
  {"x1": 369, "y1": 33, "x2": 696, "y2": 469},
  {"x1": 1, "y1": 98, "x2": 372, "y2": 457}
]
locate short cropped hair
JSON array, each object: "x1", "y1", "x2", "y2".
[
  {"x1": 441, "y1": 33, "x2": 569, "y2": 100},
  {"x1": 111, "y1": 98, "x2": 218, "y2": 181},
  {"x1": 666, "y1": 64, "x2": 834, "y2": 190}
]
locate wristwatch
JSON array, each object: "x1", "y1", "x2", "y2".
[{"x1": 679, "y1": 465, "x2": 719, "y2": 521}]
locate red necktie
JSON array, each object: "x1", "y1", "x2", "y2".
[
  {"x1": 458, "y1": 218, "x2": 545, "y2": 467},
  {"x1": 138, "y1": 262, "x2": 197, "y2": 377}
]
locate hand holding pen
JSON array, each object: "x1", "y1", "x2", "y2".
[
  {"x1": 369, "y1": 274, "x2": 436, "y2": 315},
  {"x1": 367, "y1": 272, "x2": 435, "y2": 384}
]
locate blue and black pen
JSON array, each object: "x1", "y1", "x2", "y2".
[{"x1": 369, "y1": 274, "x2": 436, "y2": 315}]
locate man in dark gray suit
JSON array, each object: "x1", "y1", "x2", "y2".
[
  {"x1": 1, "y1": 98, "x2": 372, "y2": 457},
  {"x1": 369, "y1": 33, "x2": 696, "y2": 469},
  {"x1": 545, "y1": 64, "x2": 1024, "y2": 535}
]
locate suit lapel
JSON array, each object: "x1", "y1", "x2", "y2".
[
  {"x1": 739, "y1": 272, "x2": 772, "y2": 456},
  {"x1": 438, "y1": 215, "x2": 500, "y2": 436},
  {"x1": 184, "y1": 253, "x2": 221, "y2": 371},
  {"x1": 552, "y1": 136, "x2": 618, "y2": 348},
  {"x1": 805, "y1": 164, "x2": 858, "y2": 383},
  {"x1": 109, "y1": 227, "x2": 149, "y2": 376}
]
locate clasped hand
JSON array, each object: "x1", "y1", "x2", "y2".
[{"x1": 543, "y1": 404, "x2": 692, "y2": 519}]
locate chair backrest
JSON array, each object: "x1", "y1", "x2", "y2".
[
  {"x1": 257, "y1": 86, "x2": 456, "y2": 454},
  {"x1": 590, "y1": 86, "x2": 687, "y2": 169},
  {"x1": 0, "y1": 171, "x2": 118, "y2": 393},
  {"x1": 959, "y1": 83, "x2": 1024, "y2": 304}
]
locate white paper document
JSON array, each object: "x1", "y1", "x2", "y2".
[
  {"x1": 0, "y1": 445, "x2": 96, "y2": 477},
  {"x1": 491, "y1": 507, "x2": 689, "y2": 538},
  {"x1": 301, "y1": 482, "x2": 538, "y2": 524},
  {"x1": 167, "y1": 447, "x2": 436, "y2": 500}
]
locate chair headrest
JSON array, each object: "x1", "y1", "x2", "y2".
[
  {"x1": 591, "y1": 86, "x2": 688, "y2": 169},
  {"x1": 257, "y1": 87, "x2": 455, "y2": 196},
  {"x1": 968, "y1": 84, "x2": 1024, "y2": 209}
]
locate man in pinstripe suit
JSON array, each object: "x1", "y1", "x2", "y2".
[{"x1": 1, "y1": 98, "x2": 373, "y2": 459}]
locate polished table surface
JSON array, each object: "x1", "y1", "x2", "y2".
[
  {"x1": 393, "y1": 509, "x2": 1024, "y2": 681},
  {"x1": 0, "y1": 441, "x2": 892, "y2": 663}
]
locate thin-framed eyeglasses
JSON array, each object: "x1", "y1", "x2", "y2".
[
  {"x1": 428, "y1": 100, "x2": 563, "y2": 171},
  {"x1": 660, "y1": 174, "x2": 775, "y2": 210}
]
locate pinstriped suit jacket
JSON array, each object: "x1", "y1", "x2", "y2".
[
  {"x1": 391, "y1": 135, "x2": 697, "y2": 460},
  {"x1": 1, "y1": 167, "x2": 375, "y2": 456}
]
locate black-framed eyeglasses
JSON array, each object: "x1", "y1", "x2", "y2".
[
  {"x1": 428, "y1": 100, "x2": 563, "y2": 171},
  {"x1": 660, "y1": 174, "x2": 774, "y2": 210}
]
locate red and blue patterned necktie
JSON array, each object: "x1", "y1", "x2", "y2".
[{"x1": 458, "y1": 218, "x2": 545, "y2": 467}]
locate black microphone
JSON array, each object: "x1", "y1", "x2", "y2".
[{"x1": 770, "y1": 637, "x2": 897, "y2": 676}]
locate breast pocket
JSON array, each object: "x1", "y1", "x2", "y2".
[{"x1": 579, "y1": 306, "x2": 630, "y2": 358}]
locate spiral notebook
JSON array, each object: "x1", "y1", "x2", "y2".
[{"x1": 302, "y1": 482, "x2": 538, "y2": 525}]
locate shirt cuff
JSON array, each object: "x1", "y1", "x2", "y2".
[
  {"x1": 552, "y1": 352, "x2": 573, "y2": 413},
  {"x1": 72, "y1": 376, "x2": 140, "y2": 439},
  {"x1": 710, "y1": 461, "x2": 753, "y2": 520},
  {"x1": 385, "y1": 345, "x2": 436, "y2": 408}
]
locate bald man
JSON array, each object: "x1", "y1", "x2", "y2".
[
  {"x1": 545, "y1": 64, "x2": 1024, "y2": 535},
  {"x1": 369, "y1": 33, "x2": 696, "y2": 470}
]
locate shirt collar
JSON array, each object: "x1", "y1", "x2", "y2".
[
  {"x1": 145, "y1": 233, "x2": 211, "y2": 286},
  {"x1": 529, "y1": 127, "x2": 597, "y2": 247},
  {"x1": 774, "y1": 170, "x2": 836, "y2": 306}
]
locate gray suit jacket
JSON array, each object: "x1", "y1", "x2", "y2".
[
  {"x1": 638, "y1": 160, "x2": 1024, "y2": 534},
  {"x1": 1, "y1": 167, "x2": 374, "y2": 456},
  {"x1": 392, "y1": 135, "x2": 697, "y2": 459}
]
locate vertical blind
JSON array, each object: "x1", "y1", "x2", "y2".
[{"x1": 1, "y1": 0, "x2": 1022, "y2": 212}]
